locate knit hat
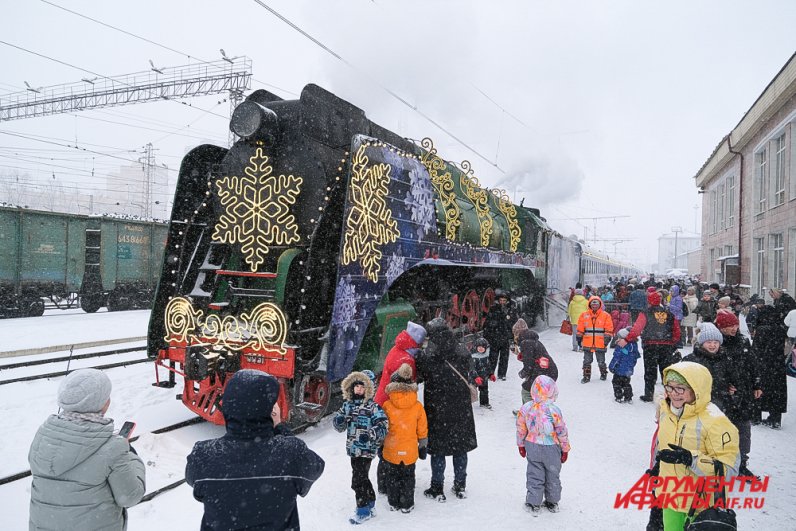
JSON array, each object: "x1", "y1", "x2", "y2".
[
  {"x1": 717, "y1": 296, "x2": 731, "y2": 306},
  {"x1": 714, "y1": 312, "x2": 739, "y2": 329},
  {"x1": 710, "y1": 283, "x2": 720, "y2": 290},
  {"x1": 617, "y1": 328, "x2": 630, "y2": 339},
  {"x1": 390, "y1": 363, "x2": 414, "y2": 384},
  {"x1": 664, "y1": 369, "x2": 690, "y2": 387},
  {"x1": 361, "y1": 369, "x2": 377, "y2": 385},
  {"x1": 697, "y1": 323, "x2": 724, "y2": 345},
  {"x1": 57, "y1": 368, "x2": 112, "y2": 413},
  {"x1": 574, "y1": 289, "x2": 583, "y2": 295},
  {"x1": 647, "y1": 291, "x2": 662, "y2": 306},
  {"x1": 405, "y1": 321, "x2": 427, "y2": 346}
]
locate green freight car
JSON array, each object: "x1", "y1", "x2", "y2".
[{"x1": 0, "y1": 206, "x2": 168, "y2": 317}]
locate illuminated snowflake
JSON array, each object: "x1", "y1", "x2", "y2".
[
  {"x1": 404, "y1": 168, "x2": 435, "y2": 240},
  {"x1": 385, "y1": 252, "x2": 406, "y2": 285},
  {"x1": 212, "y1": 148, "x2": 302, "y2": 272},
  {"x1": 332, "y1": 275, "x2": 358, "y2": 331}
]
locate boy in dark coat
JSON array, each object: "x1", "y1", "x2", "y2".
[
  {"x1": 483, "y1": 289, "x2": 518, "y2": 380},
  {"x1": 333, "y1": 370, "x2": 389, "y2": 524},
  {"x1": 716, "y1": 312, "x2": 762, "y2": 479},
  {"x1": 517, "y1": 329, "x2": 558, "y2": 406},
  {"x1": 469, "y1": 337, "x2": 496, "y2": 409},
  {"x1": 186, "y1": 370, "x2": 325, "y2": 531},
  {"x1": 683, "y1": 324, "x2": 736, "y2": 414},
  {"x1": 608, "y1": 328, "x2": 640, "y2": 403},
  {"x1": 416, "y1": 318, "x2": 477, "y2": 501}
]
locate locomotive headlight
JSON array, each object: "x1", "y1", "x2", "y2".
[{"x1": 230, "y1": 100, "x2": 279, "y2": 140}]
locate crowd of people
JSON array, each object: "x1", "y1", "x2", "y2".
[{"x1": 23, "y1": 281, "x2": 795, "y2": 530}]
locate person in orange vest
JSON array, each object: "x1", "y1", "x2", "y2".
[{"x1": 577, "y1": 296, "x2": 614, "y2": 383}]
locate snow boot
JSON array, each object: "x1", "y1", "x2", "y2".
[
  {"x1": 479, "y1": 403, "x2": 492, "y2": 409},
  {"x1": 452, "y1": 481, "x2": 467, "y2": 499},
  {"x1": 424, "y1": 483, "x2": 446, "y2": 502},
  {"x1": 738, "y1": 464, "x2": 760, "y2": 482},
  {"x1": 349, "y1": 506, "x2": 373, "y2": 525},
  {"x1": 544, "y1": 501, "x2": 559, "y2": 513},
  {"x1": 599, "y1": 364, "x2": 608, "y2": 381},
  {"x1": 400, "y1": 505, "x2": 414, "y2": 514},
  {"x1": 580, "y1": 366, "x2": 591, "y2": 384},
  {"x1": 366, "y1": 501, "x2": 376, "y2": 516},
  {"x1": 640, "y1": 394, "x2": 653, "y2": 402},
  {"x1": 525, "y1": 503, "x2": 542, "y2": 516}
]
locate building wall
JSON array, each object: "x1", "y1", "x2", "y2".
[
  {"x1": 658, "y1": 234, "x2": 701, "y2": 271},
  {"x1": 701, "y1": 92, "x2": 796, "y2": 295}
]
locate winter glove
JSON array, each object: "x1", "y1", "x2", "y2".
[
  {"x1": 489, "y1": 374, "x2": 497, "y2": 382},
  {"x1": 418, "y1": 446, "x2": 428, "y2": 460},
  {"x1": 518, "y1": 446, "x2": 526, "y2": 458},
  {"x1": 658, "y1": 444, "x2": 692, "y2": 466},
  {"x1": 561, "y1": 451, "x2": 568, "y2": 464},
  {"x1": 474, "y1": 377, "x2": 484, "y2": 386},
  {"x1": 645, "y1": 459, "x2": 660, "y2": 477},
  {"x1": 517, "y1": 353, "x2": 523, "y2": 362}
]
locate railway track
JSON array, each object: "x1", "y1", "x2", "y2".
[
  {"x1": 0, "y1": 346, "x2": 149, "y2": 386},
  {"x1": 0, "y1": 417, "x2": 205, "y2": 488}
]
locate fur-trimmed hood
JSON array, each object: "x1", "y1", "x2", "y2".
[{"x1": 341, "y1": 371, "x2": 375, "y2": 401}]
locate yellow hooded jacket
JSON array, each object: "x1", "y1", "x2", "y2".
[
  {"x1": 656, "y1": 362, "x2": 740, "y2": 513},
  {"x1": 568, "y1": 294, "x2": 589, "y2": 324}
]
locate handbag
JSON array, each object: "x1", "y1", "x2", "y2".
[
  {"x1": 560, "y1": 319, "x2": 573, "y2": 335},
  {"x1": 786, "y1": 347, "x2": 796, "y2": 378},
  {"x1": 446, "y1": 361, "x2": 479, "y2": 403},
  {"x1": 684, "y1": 461, "x2": 737, "y2": 530}
]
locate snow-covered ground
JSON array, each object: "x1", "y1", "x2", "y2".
[{"x1": 1, "y1": 313, "x2": 793, "y2": 530}]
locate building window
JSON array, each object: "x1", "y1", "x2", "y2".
[
  {"x1": 718, "y1": 181, "x2": 726, "y2": 230},
  {"x1": 755, "y1": 237, "x2": 766, "y2": 293},
  {"x1": 709, "y1": 248, "x2": 716, "y2": 280},
  {"x1": 755, "y1": 149, "x2": 768, "y2": 214},
  {"x1": 727, "y1": 175, "x2": 735, "y2": 227},
  {"x1": 724, "y1": 245, "x2": 734, "y2": 257},
  {"x1": 774, "y1": 135, "x2": 786, "y2": 206},
  {"x1": 710, "y1": 188, "x2": 718, "y2": 233},
  {"x1": 771, "y1": 233, "x2": 784, "y2": 289}
]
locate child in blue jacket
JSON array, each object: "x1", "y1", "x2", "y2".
[
  {"x1": 608, "y1": 328, "x2": 640, "y2": 403},
  {"x1": 333, "y1": 370, "x2": 389, "y2": 524}
]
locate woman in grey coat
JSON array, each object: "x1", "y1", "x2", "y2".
[{"x1": 28, "y1": 369, "x2": 146, "y2": 531}]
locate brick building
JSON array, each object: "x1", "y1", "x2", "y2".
[{"x1": 695, "y1": 53, "x2": 796, "y2": 297}]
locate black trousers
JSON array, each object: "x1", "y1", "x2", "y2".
[
  {"x1": 351, "y1": 457, "x2": 376, "y2": 508},
  {"x1": 477, "y1": 381, "x2": 489, "y2": 405},
  {"x1": 384, "y1": 461, "x2": 415, "y2": 510},
  {"x1": 642, "y1": 344, "x2": 675, "y2": 397},
  {"x1": 377, "y1": 452, "x2": 387, "y2": 494},
  {"x1": 612, "y1": 375, "x2": 633, "y2": 400},
  {"x1": 494, "y1": 343, "x2": 510, "y2": 379}
]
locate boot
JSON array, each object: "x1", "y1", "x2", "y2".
[
  {"x1": 424, "y1": 483, "x2": 446, "y2": 502},
  {"x1": 581, "y1": 365, "x2": 591, "y2": 384},
  {"x1": 599, "y1": 364, "x2": 608, "y2": 381},
  {"x1": 452, "y1": 481, "x2": 467, "y2": 499}
]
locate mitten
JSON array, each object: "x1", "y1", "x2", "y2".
[
  {"x1": 517, "y1": 353, "x2": 523, "y2": 362},
  {"x1": 518, "y1": 446, "x2": 526, "y2": 458},
  {"x1": 645, "y1": 460, "x2": 660, "y2": 477},
  {"x1": 658, "y1": 444, "x2": 692, "y2": 466},
  {"x1": 418, "y1": 446, "x2": 428, "y2": 460},
  {"x1": 489, "y1": 374, "x2": 496, "y2": 382},
  {"x1": 560, "y1": 451, "x2": 568, "y2": 463},
  {"x1": 474, "y1": 377, "x2": 484, "y2": 386}
]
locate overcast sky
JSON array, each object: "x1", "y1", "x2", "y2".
[{"x1": 2, "y1": 0, "x2": 795, "y2": 269}]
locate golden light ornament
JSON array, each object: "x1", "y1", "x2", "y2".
[
  {"x1": 341, "y1": 144, "x2": 400, "y2": 283},
  {"x1": 491, "y1": 188, "x2": 522, "y2": 252},
  {"x1": 419, "y1": 137, "x2": 461, "y2": 241},
  {"x1": 459, "y1": 160, "x2": 493, "y2": 247},
  {"x1": 211, "y1": 148, "x2": 303, "y2": 272},
  {"x1": 164, "y1": 296, "x2": 288, "y2": 354}
]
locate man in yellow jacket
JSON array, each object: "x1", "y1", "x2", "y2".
[
  {"x1": 577, "y1": 296, "x2": 614, "y2": 383},
  {"x1": 567, "y1": 289, "x2": 589, "y2": 352},
  {"x1": 655, "y1": 361, "x2": 740, "y2": 530}
]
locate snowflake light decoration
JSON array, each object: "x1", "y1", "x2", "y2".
[
  {"x1": 385, "y1": 252, "x2": 406, "y2": 285},
  {"x1": 342, "y1": 145, "x2": 400, "y2": 283},
  {"x1": 212, "y1": 148, "x2": 303, "y2": 272}
]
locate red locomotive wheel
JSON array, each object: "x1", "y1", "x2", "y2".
[
  {"x1": 298, "y1": 375, "x2": 330, "y2": 423},
  {"x1": 446, "y1": 293, "x2": 461, "y2": 329},
  {"x1": 460, "y1": 289, "x2": 481, "y2": 333}
]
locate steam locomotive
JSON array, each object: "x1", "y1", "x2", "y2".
[{"x1": 148, "y1": 84, "x2": 640, "y2": 425}]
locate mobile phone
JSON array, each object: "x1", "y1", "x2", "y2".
[{"x1": 118, "y1": 421, "x2": 136, "y2": 440}]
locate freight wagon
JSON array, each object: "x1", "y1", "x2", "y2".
[{"x1": 0, "y1": 206, "x2": 167, "y2": 317}]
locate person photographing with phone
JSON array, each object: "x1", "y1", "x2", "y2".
[{"x1": 28, "y1": 368, "x2": 146, "y2": 530}]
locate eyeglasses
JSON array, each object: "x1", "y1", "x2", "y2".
[{"x1": 664, "y1": 385, "x2": 689, "y2": 395}]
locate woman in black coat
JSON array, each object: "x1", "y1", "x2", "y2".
[
  {"x1": 517, "y1": 329, "x2": 558, "y2": 406},
  {"x1": 753, "y1": 305, "x2": 788, "y2": 428},
  {"x1": 415, "y1": 318, "x2": 477, "y2": 501}
]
